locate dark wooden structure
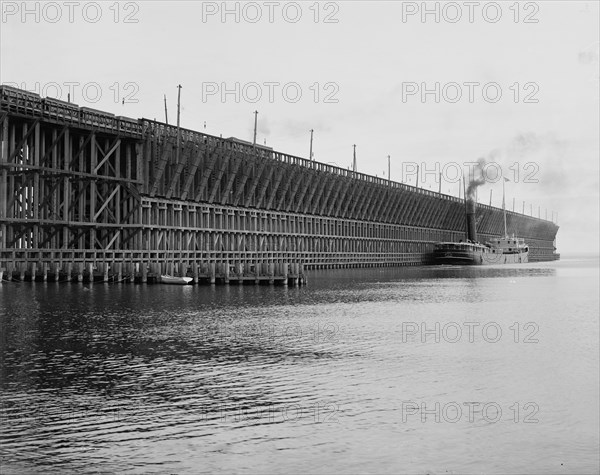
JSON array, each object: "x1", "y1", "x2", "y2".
[{"x1": 0, "y1": 86, "x2": 559, "y2": 283}]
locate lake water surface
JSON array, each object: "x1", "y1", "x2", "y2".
[{"x1": 1, "y1": 256, "x2": 598, "y2": 474}]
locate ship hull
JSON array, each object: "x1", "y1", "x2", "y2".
[{"x1": 433, "y1": 249, "x2": 528, "y2": 265}]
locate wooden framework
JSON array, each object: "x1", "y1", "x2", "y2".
[{"x1": 0, "y1": 86, "x2": 559, "y2": 282}]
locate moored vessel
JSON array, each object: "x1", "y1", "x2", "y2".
[
  {"x1": 433, "y1": 177, "x2": 529, "y2": 265},
  {"x1": 160, "y1": 275, "x2": 193, "y2": 285},
  {"x1": 433, "y1": 236, "x2": 529, "y2": 265}
]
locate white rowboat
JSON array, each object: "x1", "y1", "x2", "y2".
[{"x1": 160, "y1": 275, "x2": 193, "y2": 285}]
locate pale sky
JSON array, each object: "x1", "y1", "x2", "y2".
[{"x1": 1, "y1": 1, "x2": 598, "y2": 254}]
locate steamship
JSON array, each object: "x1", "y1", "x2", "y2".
[{"x1": 433, "y1": 181, "x2": 529, "y2": 265}]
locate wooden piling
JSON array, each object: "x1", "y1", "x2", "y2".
[
  {"x1": 209, "y1": 262, "x2": 216, "y2": 284},
  {"x1": 224, "y1": 262, "x2": 230, "y2": 284},
  {"x1": 192, "y1": 262, "x2": 199, "y2": 284},
  {"x1": 282, "y1": 262, "x2": 288, "y2": 286}
]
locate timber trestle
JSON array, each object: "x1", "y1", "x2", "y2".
[{"x1": 0, "y1": 86, "x2": 560, "y2": 285}]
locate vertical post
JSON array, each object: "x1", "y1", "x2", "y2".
[
  {"x1": 253, "y1": 110, "x2": 258, "y2": 149},
  {"x1": 309, "y1": 129, "x2": 314, "y2": 163},
  {"x1": 462, "y1": 175, "x2": 468, "y2": 240},
  {"x1": 352, "y1": 144, "x2": 356, "y2": 172},
  {"x1": 268, "y1": 262, "x2": 274, "y2": 285},
  {"x1": 489, "y1": 189, "x2": 493, "y2": 206},
  {"x1": 164, "y1": 94, "x2": 169, "y2": 124},
  {"x1": 193, "y1": 262, "x2": 199, "y2": 284},
  {"x1": 502, "y1": 178, "x2": 507, "y2": 237},
  {"x1": 116, "y1": 262, "x2": 122, "y2": 282},
  {"x1": 209, "y1": 262, "x2": 216, "y2": 284},
  {"x1": 176, "y1": 84, "x2": 182, "y2": 164},
  {"x1": 283, "y1": 262, "x2": 288, "y2": 286},
  {"x1": 416, "y1": 165, "x2": 419, "y2": 188},
  {"x1": 388, "y1": 155, "x2": 391, "y2": 186},
  {"x1": 438, "y1": 170, "x2": 442, "y2": 193},
  {"x1": 522, "y1": 200, "x2": 525, "y2": 214},
  {"x1": 0, "y1": 116, "x2": 8, "y2": 248},
  {"x1": 512, "y1": 196, "x2": 515, "y2": 212}
]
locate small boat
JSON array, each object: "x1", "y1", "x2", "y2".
[{"x1": 160, "y1": 274, "x2": 193, "y2": 285}]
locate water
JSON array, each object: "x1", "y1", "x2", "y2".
[{"x1": 1, "y1": 257, "x2": 598, "y2": 474}]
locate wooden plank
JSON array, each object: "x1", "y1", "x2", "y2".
[
  {"x1": 7, "y1": 118, "x2": 40, "y2": 163},
  {"x1": 193, "y1": 144, "x2": 223, "y2": 202},
  {"x1": 242, "y1": 159, "x2": 267, "y2": 207},
  {"x1": 265, "y1": 165, "x2": 285, "y2": 209},
  {"x1": 93, "y1": 185, "x2": 120, "y2": 221},
  {"x1": 166, "y1": 143, "x2": 193, "y2": 199},
  {"x1": 220, "y1": 150, "x2": 243, "y2": 205}
]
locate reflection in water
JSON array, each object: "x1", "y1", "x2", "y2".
[{"x1": 1, "y1": 259, "x2": 598, "y2": 474}]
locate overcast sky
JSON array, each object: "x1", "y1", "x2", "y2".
[{"x1": 1, "y1": 1, "x2": 598, "y2": 254}]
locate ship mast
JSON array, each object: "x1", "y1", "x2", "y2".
[
  {"x1": 176, "y1": 85, "x2": 182, "y2": 164},
  {"x1": 462, "y1": 175, "x2": 469, "y2": 240}
]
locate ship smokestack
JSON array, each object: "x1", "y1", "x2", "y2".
[
  {"x1": 464, "y1": 157, "x2": 486, "y2": 243},
  {"x1": 466, "y1": 198, "x2": 477, "y2": 242}
]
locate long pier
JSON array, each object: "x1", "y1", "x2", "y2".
[{"x1": 0, "y1": 86, "x2": 559, "y2": 284}]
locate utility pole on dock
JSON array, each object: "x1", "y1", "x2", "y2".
[
  {"x1": 502, "y1": 178, "x2": 507, "y2": 236},
  {"x1": 489, "y1": 189, "x2": 493, "y2": 206},
  {"x1": 164, "y1": 94, "x2": 169, "y2": 124},
  {"x1": 416, "y1": 165, "x2": 419, "y2": 188},
  {"x1": 309, "y1": 129, "x2": 314, "y2": 164},
  {"x1": 176, "y1": 85, "x2": 182, "y2": 163},
  {"x1": 253, "y1": 111, "x2": 258, "y2": 150},
  {"x1": 388, "y1": 155, "x2": 391, "y2": 186},
  {"x1": 438, "y1": 171, "x2": 442, "y2": 193},
  {"x1": 352, "y1": 145, "x2": 357, "y2": 172}
]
